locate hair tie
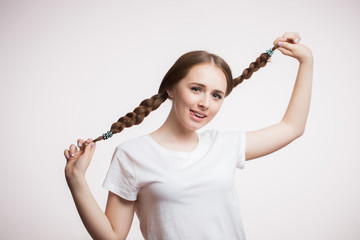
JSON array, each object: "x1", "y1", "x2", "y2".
[
  {"x1": 103, "y1": 131, "x2": 113, "y2": 140},
  {"x1": 266, "y1": 48, "x2": 274, "y2": 57}
]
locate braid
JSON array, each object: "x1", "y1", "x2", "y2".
[
  {"x1": 233, "y1": 45, "x2": 278, "y2": 88},
  {"x1": 92, "y1": 92, "x2": 168, "y2": 143},
  {"x1": 92, "y1": 45, "x2": 278, "y2": 143}
]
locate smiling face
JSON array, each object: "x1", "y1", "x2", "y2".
[{"x1": 166, "y1": 63, "x2": 227, "y2": 132}]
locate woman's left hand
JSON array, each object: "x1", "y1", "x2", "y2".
[{"x1": 273, "y1": 32, "x2": 313, "y2": 64}]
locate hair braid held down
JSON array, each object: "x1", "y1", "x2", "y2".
[
  {"x1": 92, "y1": 92, "x2": 168, "y2": 142},
  {"x1": 92, "y1": 45, "x2": 278, "y2": 143}
]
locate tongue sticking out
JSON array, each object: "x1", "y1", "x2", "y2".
[{"x1": 190, "y1": 110, "x2": 205, "y2": 118}]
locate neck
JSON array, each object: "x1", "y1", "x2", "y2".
[{"x1": 151, "y1": 108, "x2": 198, "y2": 145}]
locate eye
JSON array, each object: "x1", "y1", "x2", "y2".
[
  {"x1": 191, "y1": 87, "x2": 201, "y2": 92},
  {"x1": 212, "y1": 93, "x2": 222, "y2": 99}
]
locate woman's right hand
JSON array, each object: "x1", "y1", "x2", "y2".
[{"x1": 64, "y1": 138, "x2": 96, "y2": 181}]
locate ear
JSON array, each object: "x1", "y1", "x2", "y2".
[{"x1": 166, "y1": 88, "x2": 174, "y2": 100}]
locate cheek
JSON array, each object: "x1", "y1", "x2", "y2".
[
  {"x1": 175, "y1": 91, "x2": 196, "y2": 108},
  {"x1": 210, "y1": 102, "x2": 223, "y2": 115}
]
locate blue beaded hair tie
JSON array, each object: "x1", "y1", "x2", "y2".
[
  {"x1": 266, "y1": 48, "x2": 274, "y2": 57},
  {"x1": 103, "y1": 131, "x2": 113, "y2": 140}
]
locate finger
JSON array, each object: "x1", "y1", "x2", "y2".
[
  {"x1": 84, "y1": 139, "x2": 96, "y2": 155},
  {"x1": 68, "y1": 144, "x2": 77, "y2": 158},
  {"x1": 277, "y1": 41, "x2": 294, "y2": 51},
  {"x1": 64, "y1": 149, "x2": 70, "y2": 159},
  {"x1": 77, "y1": 139, "x2": 86, "y2": 150},
  {"x1": 273, "y1": 36, "x2": 287, "y2": 46},
  {"x1": 277, "y1": 41, "x2": 295, "y2": 56},
  {"x1": 277, "y1": 47, "x2": 293, "y2": 56},
  {"x1": 283, "y1": 32, "x2": 301, "y2": 44}
]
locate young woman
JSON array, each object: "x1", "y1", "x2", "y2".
[{"x1": 64, "y1": 32, "x2": 313, "y2": 240}]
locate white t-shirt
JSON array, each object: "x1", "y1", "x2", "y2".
[{"x1": 103, "y1": 129, "x2": 247, "y2": 240}]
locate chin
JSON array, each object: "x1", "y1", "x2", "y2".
[{"x1": 186, "y1": 120, "x2": 211, "y2": 132}]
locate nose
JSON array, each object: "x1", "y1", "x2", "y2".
[{"x1": 198, "y1": 94, "x2": 210, "y2": 110}]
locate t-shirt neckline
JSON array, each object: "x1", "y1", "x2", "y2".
[{"x1": 145, "y1": 132, "x2": 203, "y2": 159}]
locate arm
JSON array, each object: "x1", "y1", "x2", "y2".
[
  {"x1": 245, "y1": 32, "x2": 313, "y2": 161},
  {"x1": 64, "y1": 139, "x2": 135, "y2": 240}
]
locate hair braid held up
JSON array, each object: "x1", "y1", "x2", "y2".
[
  {"x1": 92, "y1": 45, "x2": 278, "y2": 143},
  {"x1": 233, "y1": 45, "x2": 278, "y2": 88}
]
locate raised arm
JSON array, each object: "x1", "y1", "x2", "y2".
[
  {"x1": 64, "y1": 139, "x2": 135, "y2": 240},
  {"x1": 245, "y1": 32, "x2": 313, "y2": 161}
]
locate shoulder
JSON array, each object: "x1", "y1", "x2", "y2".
[
  {"x1": 114, "y1": 134, "x2": 149, "y2": 153},
  {"x1": 197, "y1": 129, "x2": 246, "y2": 153},
  {"x1": 109, "y1": 134, "x2": 152, "y2": 165},
  {"x1": 199, "y1": 128, "x2": 245, "y2": 142}
]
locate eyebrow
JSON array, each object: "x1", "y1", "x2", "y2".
[{"x1": 190, "y1": 82, "x2": 225, "y2": 95}]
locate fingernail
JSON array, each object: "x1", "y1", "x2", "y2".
[
  {"x1": 278, "y1": 42, "x2": 284, "y2": 46},
  {"x1": 295, "y1": 38, "x2": 300, "y2": 43},
  {"x1": 70, "y1": 152, "x2": 74, "y2": 157},
  {"x1": 91, "y1": 142, "x2": 95, "y2": 147},
  {"x1": 78, "y1": 142, "x2": 82, "y2": 147},
  {"x1": 281, "y1": 37, "x2": 287, "y2": 41}
]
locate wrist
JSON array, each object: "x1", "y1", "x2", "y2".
[
  {"x1": 65, "y1": 169, "x2": 87, "y2": 189},
  {"x1": 299, "y1": 49, "x2": 313, "y2": 64},
  {"x1": 299, "y1": 55, "x2": 313, "y2": 65}
]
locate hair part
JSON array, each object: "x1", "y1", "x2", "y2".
[
  {"x1": 92, "y1": 46, "x2": 277, "y2": 143},
  {"x1": 158, "y1": 50, "x2": 234, "y2": 97}
]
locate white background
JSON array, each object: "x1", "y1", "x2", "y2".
[{"x1": 1, "y1": 0, "x2": 359, "y2": 239}]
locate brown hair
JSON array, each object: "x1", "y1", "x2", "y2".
[{"x1": 92, "y1": 46, "x2": 277, "y2": 143}]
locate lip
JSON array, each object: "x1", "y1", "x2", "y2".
[{"x1": 190, "y1": 109, "x2": 207, "y2": 119}]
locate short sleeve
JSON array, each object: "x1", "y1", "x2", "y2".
[
  {"x1": 236, "y1": 131, "x2": 247, "y2": 169},
  {"x1": 102, "y1": 146, "x2": 139, "y2": 201}
]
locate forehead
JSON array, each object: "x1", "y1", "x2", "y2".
[{"x1": 180, "y1": 63, "x2": 227, "y2": 91}]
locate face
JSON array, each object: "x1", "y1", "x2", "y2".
[{"x1": 167, "y1": 63, "x2": 227, "y2": 132}]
